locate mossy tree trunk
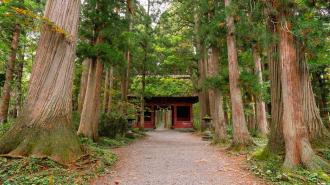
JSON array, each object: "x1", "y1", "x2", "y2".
[
  {"x1": 0, "y1": 0, "x2": 82, "y2": 164},
  {"x1": 224, "y1": 0, "x2": 253, "y2": 147}
]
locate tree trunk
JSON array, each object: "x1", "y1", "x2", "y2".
[
  {"x1": 78, "y1": 59, "x2": 91, "y2": 113},
  {"x1": 78, "y1": 58, "x2": 103, "y2": 141},
  {"x1": 266, "y1": 14, "x2": 285, "y2": 154},
  {"x1": 108, "y1": 66, "x2": 114, "y2": 112},
  {"x1": 198, "y1": 47, "x2": 210, "y2": 128},
  {"x1": 12, "y1": 47, "x2": 24, "y2": 118},
  {"x1": 297, "y1": 44, "x2": 329, "y2": 140},
  {"x1": 0, "y1": 0, "x2": 82, "y2": 164},
  {"x1": 0, "y1": 24, "x2": 21, "y2": 123},
  {"x1": 252, "y1": 46, "x2": 268, "y2": 135},
  {"x1": 207, "y1": 47, "x2": 226, "y2": 142},
  {"x1": 103, "y1": 68, "x2": 110, "y2": 113},
  {"x1": 278, "y1": 11, "x2": 329, "y2": 171},
  {"x1": 313, "y1": 70, "x2": 329, "y2": 124},
  {"x1": 193, "y1": 4, "x2": 210, "y2": 128},
  {"x1": 140, "y1": 72, "x2": 145, "y2": 130},
  {"x1": 225, "y1": 0, "x2": 252, "y2": 147}
]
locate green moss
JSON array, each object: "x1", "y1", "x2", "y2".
[
  {"x1": 0, "y1": 140, "x2": 117, "y2": 185},
  {"x1": 249, "y1": 144, "x2": 330, "y2": 184}
]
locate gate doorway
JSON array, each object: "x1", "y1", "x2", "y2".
[{"x1": 155, "y1": 106, "x2": 172, "y2": 130}]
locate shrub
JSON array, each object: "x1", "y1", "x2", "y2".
[{"x1": 99, "y1": 112, "x2": 128, "y2": 138}]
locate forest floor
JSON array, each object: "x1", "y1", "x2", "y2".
[{"x1": 92, "y1": 130, "x2": 266, "y2": 185}]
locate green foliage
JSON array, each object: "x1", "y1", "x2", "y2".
[
  {"x1": 99, "y1": 112, "x2": 128, "y2": 138},
  {"x1": 249, "y1": 147, "x2": 330, "y2": 184},
  {"x1": 130, "y1": 76, "x2": 194, "y2": 97},
  {"x1": 0, "y1": 120, "x2": 12, "y2": 137}
]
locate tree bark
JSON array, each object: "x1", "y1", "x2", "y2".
[
  {"x1": 225, "y1": 0, "x2": 252, "y2": 147},
  {"x1": 103, "y1": 68, "x2": 110, "y2": 113},
  {"x1": 108, "y1": 66, "x2": 114, "y2": 112},
  {"x1": 252, "y1": 45, "x2": 268, "y2": 135},
  {"x1": 207, "y1": 47, "x2": 226, "y2": 142},
  {"x1": 0, "y1": 24, "x2": 21, "y2": 123},
  {"x1": 278, "y1": 10, "x2": 329, "y2": 171},
  {"x1": 78, "y1": 59, "x2": 91, "y2": 113},
  {"x1": 266, "y1": 13, "x2": 285, "y2": 154},
  {"x1": 12, "y1": 47, "x2": 24, "y2": 118},
  {"x1": 0, "y1": 0, "x2": 82, "y2": 164},
  {"x1": 78, "y1": 58, "x2": 104, "y2": 141},
  {"x1": 297, "y1": 44, "x2": 329, "y2": 140}
]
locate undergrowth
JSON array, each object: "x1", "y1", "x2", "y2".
[
  {"x1": 248, "y1": 137, "x2": 330, "y2": 185},
  {"x1": 0, "y1": 137, "x2": 118, "y2": 185},
  {"x1": 0, "y1": 120, "x2": 145, "y2": 185}
]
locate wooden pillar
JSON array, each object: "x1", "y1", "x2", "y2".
[{"x1": 173, "y1": 104, "x2": 177, "y2": 128}]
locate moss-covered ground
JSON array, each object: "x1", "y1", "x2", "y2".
[{"x1": 247, "y1": 137, "x2": 330, "y2": 185}]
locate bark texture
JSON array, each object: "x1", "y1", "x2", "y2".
[
  {"x1": 0, "y1": 24, "x2": 20, "y2": 123},
  {"x1": 108, "y1": 67, "x2": 114, "y2": 112},
  {"x1": 278, "y1": 11, "x2": 329, "y2": 171},
  {"x1": 103, "y1": 68, "x2": 110, "y2": 113},
  {"x1": 78, "y1": 59, "x2": 91, "y2": 113},
  {"x1": 252, "y1": 46, "x2": 268, "y2": 135},
  {"x1": 266, "y1": 13, "x2": 285, "y2": 154},
  {"x1": 77, "y1": 58, "x2": 104, "y2": 141},
  {"x1": 225, "y1": 0, "x2": 252, "y2": 147},
  {"x1": 0, "y1": 0, "x2": 82, "y2": 164},
  {"x1": 12, "y1": 47, "x2": 24, "y2": 118},
  {"x1": 297, "y1": 45, "x2": 329, "y2": 140},
  {"x1": 207, "y1": 47, "x2": 226, "y2": 142}
]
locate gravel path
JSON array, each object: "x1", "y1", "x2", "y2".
[{"x1": 92, "y1": 130, "x2": 266, "y2": 185}]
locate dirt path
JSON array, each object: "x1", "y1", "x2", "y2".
[{"x1": 93, "y1": 130, "x2": 266, "y2": 185}]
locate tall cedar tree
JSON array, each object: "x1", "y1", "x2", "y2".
[
  {"x1": 0, "y1": 0, "x2": 82, "y2": 164},
  {"x1": 224, "y1": 0, "x2": 253, "y2": 147}
]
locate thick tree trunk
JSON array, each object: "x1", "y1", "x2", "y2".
[
  {"x1": 0, "y1": 0, "x2": 82, "y2": 164},
  {"x1": 266, "y1": 14, "x2": 285, "y2": 154},
  {"x1": 103, "y1": 68, "x2": 110, "y2": 113},
  {"x1": 78, "y1": 58, "x2": 103, "y2": 141},
  {"x1": 252, "y1": 46, "x2": 268, "y2": 135},
  {"x1": 12, "y1": 47, "x2": 24, "y2": 118},
  {"x1": 78, "y1": 59, "x2": 91, "y2": 113},
  {"x1": 297, "y1": 45, "x2": 329, "y2": 140},
  {"x1": 207, "y1": 47, "x2": 226, "y2": 142},
  {"x1": 279, "y1": 13, "x2": 329, "y2": 171},
  {"x1": 225, "y1": 0, "x2": 252, "y2": 147},
  {"x1": 0, "y1": 24, "x2": 20, "y2": 123}
]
